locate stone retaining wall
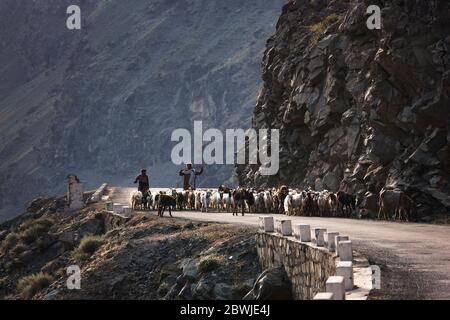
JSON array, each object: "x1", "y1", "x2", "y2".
[
  {"x1": 256, "y1": 231, "x2": 337, "y2": 300},
  {"x1": 256, "y1": 216, "x2": 372, "y2": 300},
  {"x1": 101, "y1": 210, "x2": 130, "y2": 231}
]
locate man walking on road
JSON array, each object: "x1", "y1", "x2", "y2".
[
  {"x1": 134, "y1": 169, "x2": 150, "y2": 194},
  {"x1": 179, "y1": 163, "x2": 203, "y2": 190}
]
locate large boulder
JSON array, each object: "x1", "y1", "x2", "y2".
[
  {"x1": 181, "y1": 259, "x2": 199, "y2": 281},
  {"x1": 323, "y1": 172, "x2": 340, "y2": 191},
  {"x1": 192, "y1": 276, "x2": 214, "y2": 299},
  {"x1": 178, "y1": 281, "x2": 193, "y2": 300},
  {"x1": 213, "y1": 283, "x2": 233, "y2": 300},
  {"x1": 243, "y1": 266, "x2": 292, "y2": 300}
]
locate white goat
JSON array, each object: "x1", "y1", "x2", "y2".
[
  {"x1": 200, "y1": 190, "x2": 212, "y2": 213},
  {"x1": 255, "y1": 192, "x2": 266, "y2": 213},
  {"x1": 222, "y1": 192, "x2": 232, "y2": 212},
  {"x1": 211, "y1": 191, "x2": 222, "y2": 211},
  {"x1": 194, "y1": 190, "x2": 202, "y2": 211},
  {"x1": 263, "y1": 191, "x2": 273, "y2": 213},
  {"x1": 284, "y1": 193, "x2": 294, "y2": 216},
  {"x1": 130, "y1": 191, "x2": 143, "y2": 210}
]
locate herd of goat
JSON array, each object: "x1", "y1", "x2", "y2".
[{"x1": 130, "y1": 185, "x2": 415, "y2": 221}]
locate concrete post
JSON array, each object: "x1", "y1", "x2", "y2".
[
  {"x1": 259, "y1": 216, "x2": 274, "y2": 232},
  {"x1": 313, "y1": 292, "x2": 334, "y2": 300},
  {"x1": 113, "y1": 203, "x2": 124, "y2": 214},
  {"x1": 278, "y1": 220, "x2": 292, "y2": 236},
  {"x1": 122, "y1": 206, "x2": 132, "y2": 218},
  {"x1": 105, "y1": 201, "x2": 113, "y2": 212},
  {"x1": 338, "y1": 240, "x2": 353, "y2": 262},
  {"x1": 336, "y1": 261, "x2": 354, "y2": 291},
  {"x1": 297, "y1": 224, "x2": 311, "y2": 242},
  {"x1": 335, "y1": 235, "x2": 349, "y2": 256},
  {"x1": 314, "y1": 228, "x2": 326, "y2": 247},
  {"x1": 327, "y1": 232, "x2": 339, "y2": 252},
  {"x1": 293, "y1": 224, "x2": 301, "y2": 240},
  {"x1": 326, "y1": 276, "x2": 345, "y2": 300},
  {"x1": 67, "y1": 174, "x2": 84, "y2": 211}
]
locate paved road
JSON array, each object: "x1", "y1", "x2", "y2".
[{"x1": 112, "y1": 187, "x2": 450, "y2": 299}]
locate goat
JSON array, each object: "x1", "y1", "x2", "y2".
[
  {"x1": 337, "y1": 191, "x2": 356, "y2": 218},
  {"x1": 292, "y1": 191, "x2": 304, "y2": 216},
  {"x1": 157, "y1": 194, "x2": 176, "y2": 217},
  {"x1": 211, "y1": 191, "x2": 222, "y2": 212},
  {"x1": 194, "y1": 190, "x2": 202, "y2": 211},
  {"x1": 200, "y1": 190, "x2": 212, "y2": 212},
  {"x1": 378, "y1": 187, "x2": 415, "y2": 221},
  {"x1": 255, "y1": 191, "x2": 266, "y2": 213},
  {"x1": 131, "y1": 191, "x2": 143, "y2": 210},
  {"x1": 263, "y1": 191, "x2": 273, "y2": 213},
  {"x1": 232, "y1": 188, "x2": 253, "y2": 216}
]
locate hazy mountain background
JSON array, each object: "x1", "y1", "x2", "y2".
[{"x1": 0, "y1": 0, "x2": 286, "y2": 221}]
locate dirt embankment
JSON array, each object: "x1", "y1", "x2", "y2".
[{"x1": 0, "y1": 198, "x2": 260, "y2": 300}]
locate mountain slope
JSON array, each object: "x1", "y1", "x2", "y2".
[{"x1": 0, "y1": 196, "x2": 260, "y2": 300}]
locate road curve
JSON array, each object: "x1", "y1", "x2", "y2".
[{"x1": 112, "y1": 187, "x2": 450, "y2": 299}]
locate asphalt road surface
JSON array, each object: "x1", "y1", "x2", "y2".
[{"x1": 112, "y1": 187, "x2": 450, "y2": 299}]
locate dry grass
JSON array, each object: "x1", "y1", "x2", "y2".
[
  {"x1": 19, "y1": 225, "x2": 49, "y2": 245},
  {"x1": 310, "y1": 13, "x2": 341, "y2": 44},
  {"x1": 19, "y1": 218, "x2": 53, "y2": 232},
  {"x1": 11, "y1": 243, "x2": 28, "y2": 255},
  {"x1": 18, "y1": 218, "x2": 54, "y2": 245},
  {"x1": 1, "y1": 233, "x2": 20, "y2": 253},
  {"x1": 1, "y1": 218, "x2": 54, "y2": 254},
  {"x1": 72, "y1": 235, "x2": 105, "y2": 262},
  {"x1": 17, "y1": 272, "x2": 53, "y2": 299},
  {"x1": 197, "y1": 255, "x2": 222, "y2": 273}
]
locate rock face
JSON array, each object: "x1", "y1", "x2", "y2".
[
  {"x1": 239, "y1": 0, "x2": 450, "y2": 218},
  {"x1": 244, "y1": 266, "x2": 292, "y2": 300},
  {"x1": 0, "y1": 0, "x2": 285, "y2": 220}
]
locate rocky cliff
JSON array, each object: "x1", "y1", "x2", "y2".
[
  {"x1": 239, "y1": 0, "x2": 450, "y2": 218},
  {"x1": 0, "y1": 0, "x2": 285, "y2": 220}
]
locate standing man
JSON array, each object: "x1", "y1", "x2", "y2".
[
  {"x1": 179, "y1": 163, "x2": 203, "y2": 190},
  {"x1": 134, "y1": 169, "x2": 150, "y2": 194}
]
